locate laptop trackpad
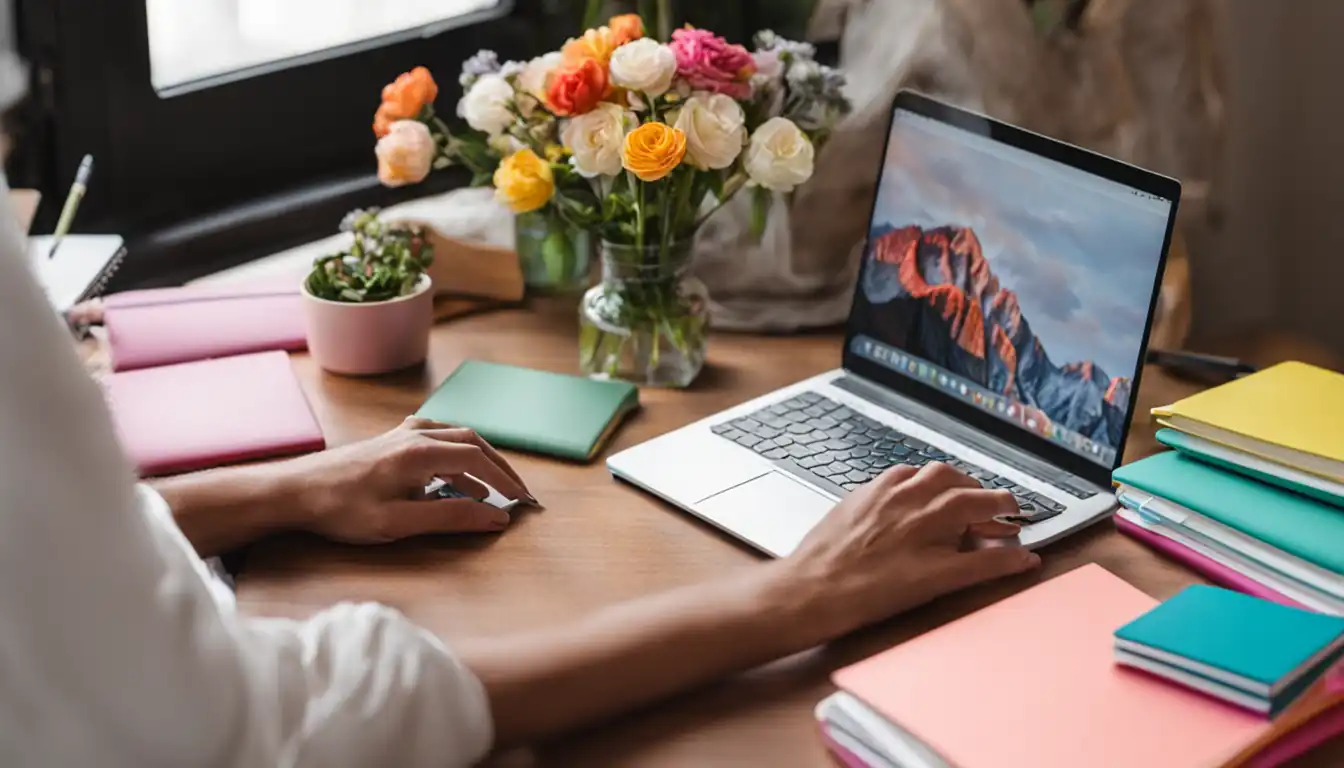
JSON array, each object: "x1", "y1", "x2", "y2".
[{"x1": 697, "y1": 472, "x2": 835, "y2": 558}]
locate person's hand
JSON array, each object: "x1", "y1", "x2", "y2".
[
  {"x1": 286, "y1": 417, "x2": 534, "y2": 544},
  {"x1": 783, "y1": 462, "x2": 1041, "y2": 639}
]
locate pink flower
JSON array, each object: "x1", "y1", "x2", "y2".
[{"x1": 669, "y1": 28, "x2": 755, "y2": 99}]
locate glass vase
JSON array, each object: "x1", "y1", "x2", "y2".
[
  {"x1": 514, "y1": 207, "x2": 593, "y2": 292},
  {"x1": 579, "y1": 239, "x2": 710, "y2": 388}
]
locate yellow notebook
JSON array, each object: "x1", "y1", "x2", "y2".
[{"x1": 1152, "y1": 361, "x2": 1344, "y2": 482}]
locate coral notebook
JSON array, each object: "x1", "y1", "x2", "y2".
[
  {"x1": 831, "y1": 565, "x2": 1267, "y2": 768},
  {"x1": 104, "y1": 282, "x2": 306, "y2": 371},
  {"x1": 102, "y1": 351, "x2": 325, "y2": 476}
]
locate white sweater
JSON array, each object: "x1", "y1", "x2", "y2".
[{"x1": 0, "y1": 188, "x2": 493, "y2": 766}]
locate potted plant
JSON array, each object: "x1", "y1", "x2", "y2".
[{"x1": 301, "y1": 209, "x2": 435, "y2": 375}]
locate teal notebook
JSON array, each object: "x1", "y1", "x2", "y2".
[
  {"x1": 1115, "y1": 585, "x2": 1344, "y2": 700},
  {"x1": 1156, "y1": 428, "x2": 1344, "y2": 508},
  {"x1": 416, "y1": 361, "x2": 639, "y2": 462},
  {"x1": 1113, "y1": 451, "x2": 1344, "y2": 574}
]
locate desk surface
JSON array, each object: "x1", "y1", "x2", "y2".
[{"x1": 237, "y1": 301, "x2": 1343, "y2": 766}]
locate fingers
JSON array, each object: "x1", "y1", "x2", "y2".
[
  {"x1": 385, "y1": 499, "x2": 511, "y2": 536},
  {"x1": 447, "y1": 473, "x2": 491, "y2": 500},
  {"x1": 925, "y1": 486, "x2": 1018, "y2": 532},
  {"x1": 420, "y1": 427, "x2": 532, "y2": 497},
  {"x1": 403, "y1": 416, "x2": 452, "y2": 431},
  {"x1": 412, "y1": 441, "x2": 530, "y2": 502},
  {"x1": 966, "y1": 519, "x2": 1021, "y2": 539},
  {"x1": 868, "y1": 463, "x2": 921, "y2": 491},
  {"x1": 943, "y1": 545, "x2": 1041, "y2": 593}
]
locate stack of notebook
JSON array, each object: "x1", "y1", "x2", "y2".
[
  {"x1": 1113, "y1": 584, "x2": 1344, "y2": 716},
  {"x1": 816, "y1": 566, "x2": 1344, "y2": 768},
  {"x1": 1114, "y1": 361, "x2": 1344, "y2": 614}
]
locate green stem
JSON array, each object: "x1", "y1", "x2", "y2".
[
  {"x1": 636, "y1": 179, "x2": 646, "y2": 250},
  {"x1": 656, "y1": 0, "x2": 672, "y2": 40},
  {"x1": 673, "y1": 169, "x2": 695, "y2": 235},
  {"x1": 659, "y1": 177, "x2": 673, "y2": 263},
  {"x1": 638, "y1": 0, "x2": 657, "y2": 31},
  {"x1": 582, "y1": 0, "x2": 603, "y2": 29}
]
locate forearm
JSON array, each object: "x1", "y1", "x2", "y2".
[
  {"x1": 152, "y1": 463, "x2": 310, "y2": 557},
  {"x1": 461, "y1": 560, "x2": 829, "y2": 748}
]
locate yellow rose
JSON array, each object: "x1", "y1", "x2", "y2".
[
  {"x1": 621, "y1": 122, "x2": 687, "y2": 182},
  {"x1": 562, "y1": 26, "x2": 619, "y2": 69},
  {"x1": 493, "y1": 149, "x2": 555, "y2": 213}
]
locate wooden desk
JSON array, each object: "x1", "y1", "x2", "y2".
[{"x1": 237, "y1": 302, "x2": 1343, "y2": 766}]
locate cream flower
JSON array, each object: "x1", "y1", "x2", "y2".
[
  {"x1": 671, "y1": 92, "x2": 747, "y2": 171},
  {"x1": 608, "y1": 39, "x2": 677, "y2": 97},
  {"x1": 752, "y1": 49, "x2": 784, "y2": 82},
  {"x1": 375, "y1": 120, "x2": 436, "y2": 187},
  {"x1": 744, "y1": 117, "x2": 814, "y2": 191},
  {"x1": 458, "y1": 74, "x2": 515, "y2": 136},
  {"x1": 561, "y1": 102, "x2": 634, "y2": 177},
  {"x1": 517, "y1": 52, "x2": 562, "y2": 116}
]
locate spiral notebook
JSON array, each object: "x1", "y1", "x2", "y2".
[{"x1": 28, "y1": 234, "x2": 126, "y2": 312}]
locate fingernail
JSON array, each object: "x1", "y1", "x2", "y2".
[
  {"x1": 492, "y1": 511, "x2": 511, "y2": 528},
  {"x1": 523, "y1": 493, "x2": 542, "y2": 507}
]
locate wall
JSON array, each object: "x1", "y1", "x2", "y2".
[{"x1": 1196, "y1": 1, "x2": 1344, "y2": 353}]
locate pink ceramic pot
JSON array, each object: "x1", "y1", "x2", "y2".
[{"x1": 301, "y1": 274, "x2": 434, "y2": 375}]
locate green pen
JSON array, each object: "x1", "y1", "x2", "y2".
[{"x1": 48, "y1": 154, "x2": 94, "y2": 259}]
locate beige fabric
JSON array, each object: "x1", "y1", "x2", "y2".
[{"x1": 695, "y1": 0, "x2": 1224, "y2": 332}]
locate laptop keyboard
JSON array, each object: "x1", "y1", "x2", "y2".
[{"x1": 710, "y1": 391, "x2": 1089, "y2": 525}]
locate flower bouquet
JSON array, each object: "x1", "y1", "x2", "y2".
[{"x1": 370, "y1": 14, "x2": 849, "y2": 386}]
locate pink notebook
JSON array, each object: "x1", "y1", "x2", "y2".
[
  {"x1": 832, "y1": 564, "x2": 1268, "y2": 768},
  {"x1": 102, "y1": 351, "x2": 324, "y2": 476},
  {"x1": 105, "y1": 282, "x2": 305, "y2": 371},
  {"x1": 1114, "y1": 514, "x2": 1307, "y2": 610}
]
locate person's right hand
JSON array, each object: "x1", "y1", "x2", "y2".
[{"x1": 783, "y1": 462, "x2": 1042, "y2": 640}]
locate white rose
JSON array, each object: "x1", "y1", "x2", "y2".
[
  {"x1": 518, "y1": 52, "x2": 561, "y2": 102},
  {"x1": 375, "y1": 120, "x2": 436, "y2": 187},
  {"x1": 458, "y1": 74, "x2": 515, "y2": 136},
  {"x1": 487, "y1": 133, "x2": 525, "y2": 156},
  {"x1": 672, "y1": 93, "x2": 747, "y2": 171},
  {"x1": 608, "y1": 39, "x2": 677, "y2": 97},
  {"x1": 752, "y1": 49, "x2": 784, "y2": 81},
  {"x1": 744, "y1": 117, "x2": 814, "y2": 191},
  {"x1": 561, "y1": 102, "x2": 633, "y2": 177}
]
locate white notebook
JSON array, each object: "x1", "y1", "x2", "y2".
[{"x1": 27, "y1": 234, "x2": 126, "y2": 312}]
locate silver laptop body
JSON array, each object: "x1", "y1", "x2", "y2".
[{"x1": 608, "y1": 91, "x2": 1181, "y2": 557}]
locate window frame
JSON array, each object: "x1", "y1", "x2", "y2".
[{"x1": 13, "y1": 0, "x2": 565, "y2": 286}]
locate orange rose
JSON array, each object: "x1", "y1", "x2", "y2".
[
  {"x1": 372, "y1": 103, "x2": 399, "y2": 138},
  {"x1": 609, "y1": 14, "x2": 645, "y2": 46},
  {"x1": 562, "y1": 26, "x2": 619, "y2": 68},
  {"x1": 547, "y1": 59, "x2": 609, "y2": 117},
  {"x1": 380, "y1": 66, "x2": 439, "y2": 121},
  {"x1": 622, "y1": 122, "x2": 686, "y2": 182}
]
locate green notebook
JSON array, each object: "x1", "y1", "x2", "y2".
[
  {"x1": 416, "y1": 360, "x2": 639, "y2": 462},
  {"x1": 1114, "y1": 584, "x2": 1344, "y2": 709},
  {"x1": 1156, "y1": 428, "x2": 1344, "y2": 508},
  {"x1": 1113, "y1": 451, "x2": 1344, "y2": 574}
]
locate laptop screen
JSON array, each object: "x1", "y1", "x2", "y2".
[{"x1": 847, "y1": 101, "x2": 1174, "y2": 469}]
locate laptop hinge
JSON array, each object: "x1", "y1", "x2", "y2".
[{"x1": 831, "y1": 373, "x2": 1105, "y2": 497}]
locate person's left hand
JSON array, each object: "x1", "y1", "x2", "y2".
[{"x1": 284, "y1": 417, "x2": 534, "y2": 544}]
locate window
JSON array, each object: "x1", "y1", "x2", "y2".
[
  {"x1": 13, "y1": 0, "x2": 566, "y2": 287},
  {"x1": 146, "y1": 0, "x2": 504, "y2": 92}
]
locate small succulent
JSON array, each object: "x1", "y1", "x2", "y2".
[{"x1": 305, "y1": 208, "x2": 433, "y2": 303}]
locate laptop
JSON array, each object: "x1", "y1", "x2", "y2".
[{"x1": 607, "y1": 90, "x2": 1180, "y2": 557}]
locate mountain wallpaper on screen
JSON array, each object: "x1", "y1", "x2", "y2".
[{"x1": 859, "y1": 224, "x2": 1131, "y2": 450}]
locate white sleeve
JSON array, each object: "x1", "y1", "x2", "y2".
[{"x1": 0, "y1": 200, "x2": 492, "y2": 767}]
